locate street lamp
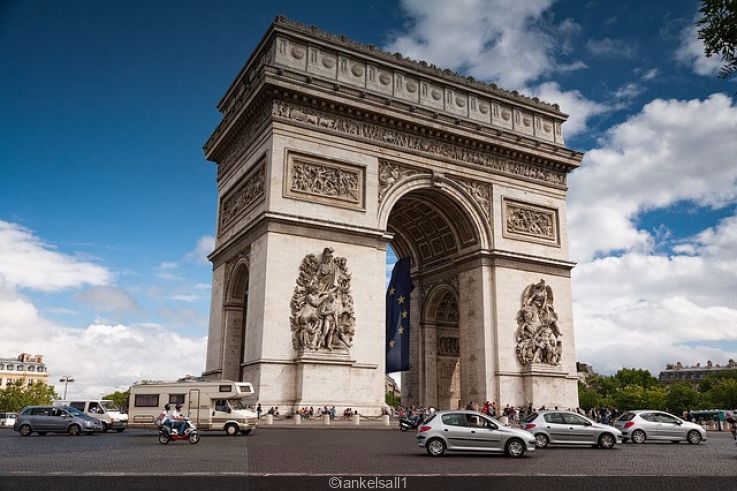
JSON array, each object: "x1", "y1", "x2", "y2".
[{"x1": 59, "y1": 376, "x2": 75, "y2": 400}]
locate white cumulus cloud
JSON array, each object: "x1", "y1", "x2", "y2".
[
  {"x1": 569, "y1": 93, "x2": 737, "y2": 262},
  {"x1": 0, "y1": 220, "x2": 111, "y2": 291},
  {"x1": 675, "y1": 22, "x2": 723, "y2": 77}
]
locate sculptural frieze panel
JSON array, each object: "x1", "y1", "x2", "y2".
[
  {"x1": 217, "y1": 102, "x2": 273, "y2": 178},
  {"x1": 218, "y1": 162, "x2": 266, "y2": 234},
  {"x1": 503, "y1": 198, "x2": 559, "y2": 245},
  {"x1": 515, "y1": 279, "x2": 562, "y2": 366},
  {"x1": 285, "y1": 152, "x2": 365, "y2": 210},
  {"x1": 378, "y1": 160, "x2": 424, "y2": 202},
  {"x1": 290, "y1": 247, "x2": 356, "y2": 353},
  {"x1": 272, "y1": 101, "x2": 567, "y2": 187},
  {"x1": 438, "y1": 336, "x2": 460, "y2": 357}
]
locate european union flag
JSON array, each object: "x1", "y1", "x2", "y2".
[{"x1": 386, "y1": 257, "x2": 413, "y2": 373}]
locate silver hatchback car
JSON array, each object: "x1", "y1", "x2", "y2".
[
  {"x1": 613, "y1": 410, "x2": 707, "y2": 444},
  {"x1": 14, "y1": 405, "x2": 103, "y2": 436},
  {"x1": 416, "y1": 410, "x2": 537, "y2": 457},
  {"x1": 522, "y1": 410, "x2": 622, "y2": 449}
]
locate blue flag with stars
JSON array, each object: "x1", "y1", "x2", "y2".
[{"x1": 386, "y1": 257, "x2": 413, "y2": 373}]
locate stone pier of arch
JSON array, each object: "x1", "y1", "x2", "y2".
[{"x1": 201, "y1": 17, "x2": 583, "y2": 414}]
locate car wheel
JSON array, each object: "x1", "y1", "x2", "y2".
[
  {"x1": 37, "y1": 432, "x2": 47, "y2": 436},
  {"x1": 687, "y1": 430, "x2": 702, "y2": 445},
  {"x1": 506, "y1": 438, "x2": 526, "y2": 458},
  {"x1": 189, "y1": 432, "x2": 200, "y2": 445},
  {"x1": 225, "y1": 424, "x2": 238, "y2": 436},
  {"x1": 631, "y1": 429, "x2": 646, "y2": 444},
  {"x1": 100, "y1": 422, "x2": 108, "y2": 433},
  {"x1": 68, "y1": 424, "x2": 81, "y2": 436},
  {"x1": 158, "y1": 432, "x2": 170, "y2": 445},
  {"x1": 535, "y1": 433, "x2": 549, "y2": 448},
  {"x1": 240, "y1": 429, "x2": 252, "y2": 436},
  {"x1": 19, "y1": 425, "x2": 32, "y2": 437},
  {"x1": 426, "y1": 438, "x2": 446, "y2": 457},
  {"x1": 598, "y1": 433, "x2": 615, "y2": 449}
]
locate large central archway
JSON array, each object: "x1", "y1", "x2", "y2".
[{"x1": 384, "y1": 179, "x2": 489, "y2": 409}]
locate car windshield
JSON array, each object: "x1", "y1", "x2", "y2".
[
  {"x1": 101, "y1": 401, "x2": 119, "y2": 411},
  {"x1": 521, "y1": 412, "x2": 538, "y2": 423},
  {"x1": 230, "y1": 399, "x2": 250, "y2": 410},
  {"x1": 616, "y1": 413, "x2": 636, "y2": 422}
]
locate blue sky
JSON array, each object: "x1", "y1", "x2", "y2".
[{"x1": 1, "y1": 0, "x2": 736, "y2": 397}]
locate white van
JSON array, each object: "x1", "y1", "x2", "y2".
[
  {"x1": 54, "y1": 399, "x2": 128, "y2": 432},
  {"x1": 127, "y1": 380, "x2": 257, "y2": 435}
]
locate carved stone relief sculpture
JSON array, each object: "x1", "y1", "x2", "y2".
[
  {"x1": 514, "y1": 279, "x2": 562, "y2": 366},
  {"x1": 378, "y1": 160, "x2": 422, "y2": 202},
  {"x1": 285, "y1": 153, "x2": 365, "y2": 210},
  {"x1": 219, "y1": 163, "x2": 266, "y2": 233},
  {"x1": 438, "y1": 336, "x2": 460, "y2": 357},
  {"x1": 503, "y1": 199, "x2": 559, "y2": 245},
  {"x1": 451, "y1": 177, "x2": 491, "y2": 221},
  {"x1": 290, "y1": 247, "x2": 356, "y2": 353},
  {"x1": 272, "y1": 100, "x2": 567, "y2": 188}
]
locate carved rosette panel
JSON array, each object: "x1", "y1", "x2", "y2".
[
  {"x1": 503, "y1": 198, "x2": 559, "y2": 245},
  {"x1": 514, "y1": 279, "x2": 562, "y2": 366},
  {"x1": 450, "y1": 177, "x2": 491, "y2": 222},
  {"x1": 272, "y1": 101, "x2": 567, "y2": 187},
  {"x1": 289, "y1": 247, "x2": 356, "y2": 353},
  {"x1": 219, "y1": 162, "x2": 266, "y2": 234},
  {"x1": 438, "y1": 336, "x2": 460, "y2": 357},
  {"x1": 285, "y1": 153, "x2": 365, "y2": 210},
  {"x1": 378, "y1": 160, "x2": 422, "y2": 202}
]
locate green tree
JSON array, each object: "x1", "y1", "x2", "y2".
[
  {"x1": 703, "y1": 378, "x2": 737, "y2": 409},
  {"x1": 578, "y1": 382, "x2": 602, "y2": 410},
  {"x1": 666, "y1": 383, "x2": 702, "y2": 416},
  {"x1": 102, "y1": 390, "x2": 130, "y2": 411},
  {"x1": 612, "y1": 385, "x2": 648, "y2": 411},
  {"x1": 0, "y1": 381, "x2": 58, "y2": 412},
  {"x1": 644, "y1": 386, "x2": 669, "y2": 411},
  {"x1": 385, "y1": 392, "x2": 400, "y2": 407},
  {"x1": 613, "y1": 368, "x2": 658, "y2": 389},
  {"x1": 697, "y1": 0, "x2": 737, "y2": 79}
]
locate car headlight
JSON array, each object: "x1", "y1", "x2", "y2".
[{"x1": 85, "y1": 421, "x2": 93, "y2": 427}]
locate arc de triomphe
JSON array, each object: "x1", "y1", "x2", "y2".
[{"x1": 202, "y1": 17, "x2": 583, "y2": 414}]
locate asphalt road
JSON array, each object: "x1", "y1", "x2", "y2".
[{"x1": 1, "y1": 426, "x2": 736, "y2": 476}]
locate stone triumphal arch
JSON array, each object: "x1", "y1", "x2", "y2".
[{"x1": 202, "y1": 17, "x2": 583, "y2": 414}]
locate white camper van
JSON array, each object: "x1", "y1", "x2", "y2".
[
  {"x1": 128, "y1": 380, "x2": 257, "y2": 435},
  {"x1": 54, "y1": 399, "x2": 128, "y2": 432}
]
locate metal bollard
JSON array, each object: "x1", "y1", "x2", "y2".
[
  {"x1": 265, "y1": 414, "x2": 274, "y2": 425},
  {"x1": 352, "y1": 414, "x2": 360, "y2": 425},
  {"x1": 294, "y1": 414, "x2": 301, "y2": 425},
  {"x1": 381, "y1": 415, "x2": 390, "y2": 426},
  {"x1": 322, "y1": 414, "x2": 330, "y2": 425}
]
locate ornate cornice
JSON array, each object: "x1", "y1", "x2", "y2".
[{"x1": 272, "y1": 16, "x2": 562, "y2": 114}]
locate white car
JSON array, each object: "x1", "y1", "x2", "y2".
[
  {"x1": 613, "y1": 410, "x2": 706, "y2": 444},
  {"x1": 0, "y1": 412, "x2": 17, "y2": 428}
]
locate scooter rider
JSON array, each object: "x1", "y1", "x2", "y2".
[
  {"x1": 158, "y1": 404, "x2": 174, "y2": 431},
  {"x1": 170, "y1": 403, "x2": 187, "y2": 435}
]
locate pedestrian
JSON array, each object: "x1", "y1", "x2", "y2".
[{"x1": 257, "y1": 403, "x2": 262, "y2": 420}]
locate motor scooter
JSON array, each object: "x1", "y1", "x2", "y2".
[
  {"x1": 158, "y1": 418, "x2": 200, "y2": 445},
  {"x1": 399, "y1": 415, "x2": 422, "y2": 432}
]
